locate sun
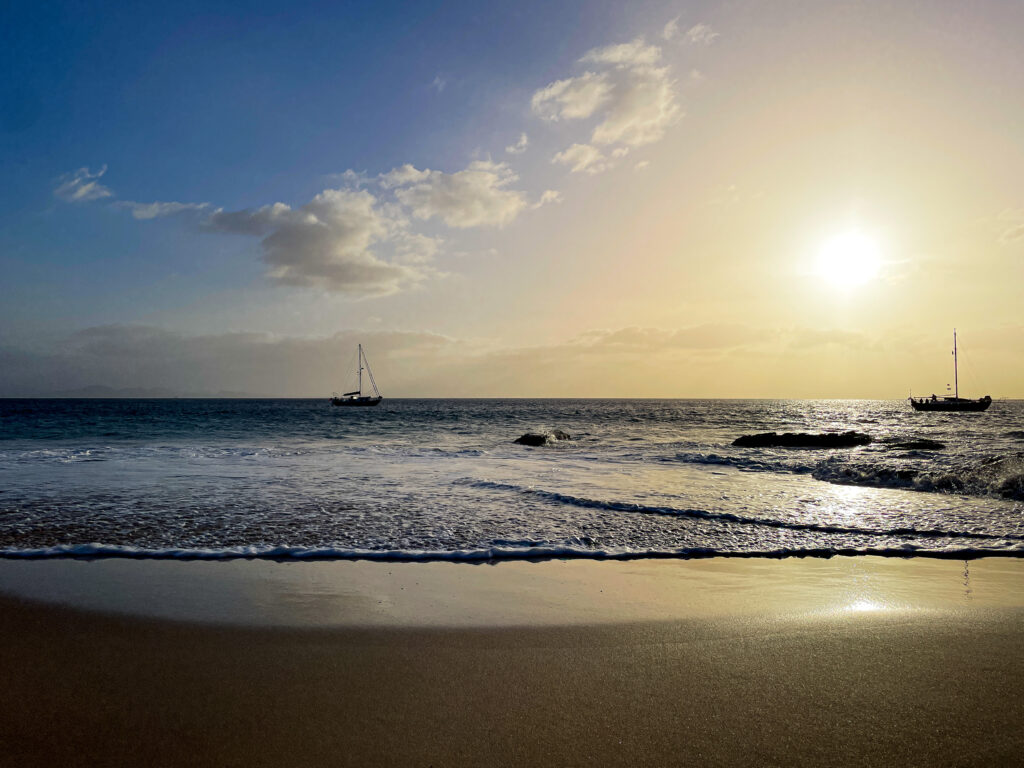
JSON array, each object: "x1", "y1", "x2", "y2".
[{"x1": 816, "y1": 230, "x2": 882, "y2": 288}]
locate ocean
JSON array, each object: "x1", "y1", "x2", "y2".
[{"x1": 1, "y1": 398, "x2": 1022, "y2": 560}]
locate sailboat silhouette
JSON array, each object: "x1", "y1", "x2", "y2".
[
  {"x1": 909, "y1": 330, "x2": 991, "y2": 412},
  {"x1": 330, "y1": 344, "x2": 382, "y2": 407}
]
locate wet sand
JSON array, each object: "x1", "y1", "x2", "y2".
[{"x1": 0, "y1": 557, "x2": 1021, "y2": 766}]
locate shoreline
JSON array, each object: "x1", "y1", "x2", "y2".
[
  {"x1": 1, "y1": 555, "x2": 1022, "y2": 627},
  {"x1": 2, "y1": 557, "x2": 1021, "y2": 766},
  {"x1": 2, "y1": 545, "x2": 1023, "y2": 563}
]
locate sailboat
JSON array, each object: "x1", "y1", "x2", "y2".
[
  {"x1": 330, "y1": 344, "x2": 382, "y2": 407},
  {"x1": 908, "y1": 330, "x2": 991, "y2": 412}
]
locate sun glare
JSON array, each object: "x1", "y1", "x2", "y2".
[{"x1": 816, "y1": 230, "x2": 882, "y2": 289}]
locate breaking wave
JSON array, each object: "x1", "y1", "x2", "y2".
[
  {"x1": 812, "y1": 454, "x2": 1024, "y2": 501},
  {"x1": 460, "y1": 480, "x2": 1024, "y2": 542},
  {"x1": 673, "y1": 451, "x2": 1024, "y2": 502}
]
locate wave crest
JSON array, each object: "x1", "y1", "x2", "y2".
[{"x1": 460, "y1": 479, "x2": 1024, "y2": 542}]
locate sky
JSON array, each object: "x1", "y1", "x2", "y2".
[{"x1": 2, "y1": 0, "x2": 1023, "y2": 397}]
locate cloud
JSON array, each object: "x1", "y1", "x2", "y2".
[
  {"x1": 532, "y1": 190, "x2": 563, "y2": 209},
  {"x1": 686, "y1": 23, "x2": 719, "y2": 45},
  {"x1": 431, "y1": 75, "x2": 446, "y2": 93},
  {"x1": 170, "y1": 157, "x2": 533, "y2": 294},
  {"x1": 387, "y1": 160, "x2": 527, "y2": 228},
  {"x1": 117, "y1": 200, "x2": 210, "y2": 220},
  {"x1": 533, "y1": 37, "x2": 680, "y2": 154},
  {"x1": 393, "y1": 231, "x2": 442, "y2": 264},
  {"x1": 204, "y1": 189, "x2": 427, "y2": 295},
  {"x1": 378, "y1": 164, "x2": 432, "y2": 189},
  {"x1": 0, "y1": 322, "x2": 770, "y2": 398},
  {"x1": 1001, "y1": 224, "x2": 1024, "y2": 243},
  {"x1": 552, "y1": 143, "x2": 610, "y2": 175},
  {"x1": 580, "y1": 37, "x2": 661, "y2": 67},
  {"x1": 531, "y1": 71, "x2": 613, "y2": 121},
  {"x1": 54, "y1": 165, "x2": 213, "y2": 223},
  {"x1": 662, "y1": 16, "x2": 681, "y2": 41},
  {"x1": 0, "y1": 325, "x2": 458, "y2": 397},
  {"x1": 54, "y1": 166, "x2": 113, "y2": 203},
  {"x1": 203, "y1": 201, "x2": 292, "y2": 236},
  {"x1": 589, "y1": 64, "x2": 679, "y2": 147},
  {"x1": 573, "y1": 324, "x2": 776, "y2": 351},
  {"x1": 9, "y1": 323, "x2": 1015, "y2": 398},
  {"x1": 634, "y1": 160, "x2": 650, "y2": 171},
  {"x1": 505, "y1": 133, "x2": 529, "y2": 155},
  {"x1": 994, "y1": 208, "x2": 1024, "y2": 243}
]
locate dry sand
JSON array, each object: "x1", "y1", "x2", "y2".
[{"x1": 0, "y1": 557, "x2": 1021, "y2": 767}]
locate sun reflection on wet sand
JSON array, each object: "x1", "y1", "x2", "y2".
[{"x1": 843, "y1": 598, "x2": 888, "y2": 613}]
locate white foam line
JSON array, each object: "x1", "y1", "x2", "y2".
[{"x1": 0, "y1": 542, "x2": 1021, "y2": 562}]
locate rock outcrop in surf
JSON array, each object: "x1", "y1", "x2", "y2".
[
  {"x1": 514, "y1": 430, "x2": 571, "y2": 446},
  {"x1": 885, "y1": 438, "x2": 946, "y2": 451},
  {"x1": 732, "y1": 431, "x2": 872, "y2": 448}
]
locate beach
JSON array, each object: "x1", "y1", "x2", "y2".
[{"x1": 1, "y1": 556, "x2": 1021, "y2": 767}]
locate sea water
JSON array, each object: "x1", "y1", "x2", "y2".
[{"x1": 0, "y1": 399, "x2": 1022, "y2": 560}]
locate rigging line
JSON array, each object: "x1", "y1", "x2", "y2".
[{"x1": 364, "y1": 351, "x2": 381, "y2": 397}]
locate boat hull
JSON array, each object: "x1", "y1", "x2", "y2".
[
  {"x1": 909, "y1": 396, "x2": 991, "y2": 412},
  {"x1": 330, "y1": 397, "x2": 382, "y2": 407}
]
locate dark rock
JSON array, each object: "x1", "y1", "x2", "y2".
[
  {"x1": 514, "y1": 433, "x2": 549, "y2": 446},
  {"x1": 514, "y1": 430, "x2": 571, "y2": 446},
  {"x1": 732, "y1": 431, "x2": 873, "y2": 448},
  {"x1": 887, "y1": 438, "x2": 946, "y2": 451}
]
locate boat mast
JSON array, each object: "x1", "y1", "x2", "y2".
[
  {"x1": 953, "y1": 329, "x2": 958, "y2": 399},
  {"x1": 358, "y1": 344, "x2": 363, "y2": 396}
]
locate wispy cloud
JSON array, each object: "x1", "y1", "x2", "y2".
[
  {"x1": 117, "y1": 200, "x2": 210, "y2": 220},
  {"x1": 1000, "y1": 224, "x2": 1024, "y2": 243},
  {"x1": 586, "y1": 66, "x2": 678, "y2": 147},
  {"x1": 533, "y1": 34, "x2": 680, "y2": 169},
  {"x1": 532, "y1": 190, "x2": 563, "y2": 209},
  {"x1": 579, "y1": 37, "x2": 661, "y2": 67},
  {"x1": 53, "y1": 166, "x2": 113, "y2": 203},
  {"x1": 996, "y1": 208, "x2": 1024, "y2": 243},
  {"x1": 54, "y1": 166, "x2": 212, "y2": 222},
  {"x1": 531, "y1": 71, "x2": 613, "y2": 121},
  {"x1": 662, "y1": 16, "x2": 681, "y2": 41},
  {"x1": 572, "y1": 324, "x2": 775, "y2": 351},
  {"x1": 505, "y1": 133, "x2": 529, "y2": 155},
  {"x1": 686, "y1": 23, "x2": 719, "y2": 45},
  {"x1": 552, "y1": 143, "x2": 611, "y2": 175},
  {"x1": 386, "y1": 160, "x2": 528, "y2": 228},
  {"x1": 431, "y1": 75, "x2": 446, "y2": 93}
]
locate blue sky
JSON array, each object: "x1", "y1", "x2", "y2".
[
  {"x1": 3, "y1": 0, "x2": 1023, "y2": 396},
  {"x1": 1, "y1": 0, "x2": 677, "y2": 333}
]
